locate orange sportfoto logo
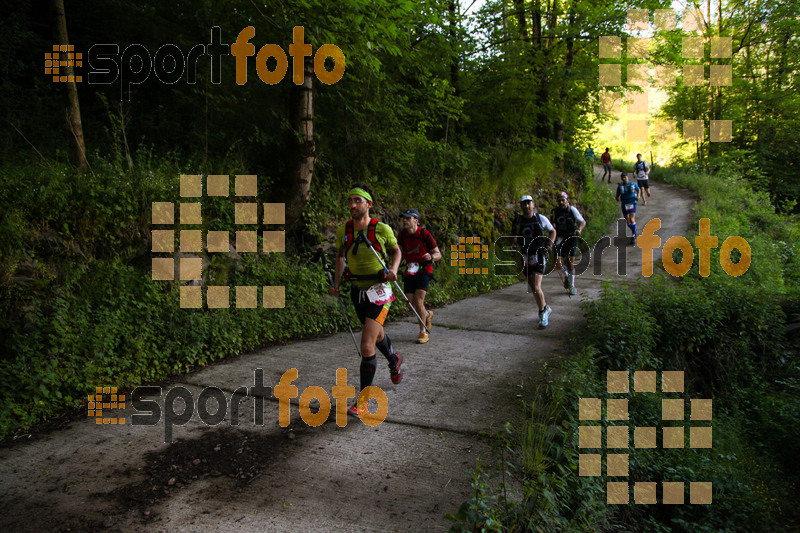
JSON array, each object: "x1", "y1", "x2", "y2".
[{"x1": 48, "y1": 26, "x2": 344, "y2": 100}]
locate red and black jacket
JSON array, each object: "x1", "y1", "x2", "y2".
[{"x1": 399, "y1": 227, "x2": 437, "y2": 276}]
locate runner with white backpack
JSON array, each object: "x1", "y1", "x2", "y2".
[
  {"x1": 512, "y1": 195, "x2": 557, "y2": 328},
  {"x1": 634, "y1": 153, "x2": 651, "y2": 206}
]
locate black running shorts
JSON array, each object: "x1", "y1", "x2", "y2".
[
  {"x1": 350, "y1": 287, "x2": 391, "y2": 325},
  {"x1": 403, "y1": 271, "x2": 433, "y2": 293},
  {"x1": 555, "y1": 236, "x2": 580, "y2": 258}
]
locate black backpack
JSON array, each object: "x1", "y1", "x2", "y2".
[
  {"x1": 551, "y1": 206, "x2": 577, "y2": 235},
  {"x1": 513, "y1": 213, "x2": 544, "y2": 249}
]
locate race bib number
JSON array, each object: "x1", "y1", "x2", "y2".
[
  {"x1": 625, "y1": 203, "x2": 634, "y2": 211},
  {"x1": 406, "y1": 262, "x2": 419, "y2": 275},
  {"x1": 366, "y1": 283, "x2": 394, "y2": 305}
]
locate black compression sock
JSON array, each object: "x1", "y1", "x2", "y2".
[
  {"x1": 375, "y1": 335, "x2": 398, "y2": 366},
  {"x1": 360, "y1": 355, "x2": 378, "y2": 391}
]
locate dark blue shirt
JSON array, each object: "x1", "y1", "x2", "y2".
[{"x1": 617, "y1": 182, "x2": 639, "y2": 203}]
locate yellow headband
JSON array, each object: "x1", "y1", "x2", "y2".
[{"x1": 348, "y1": 187, "x2": 372, "y2": 202}]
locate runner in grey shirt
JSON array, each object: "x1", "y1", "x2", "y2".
[{"x1": 634, "y1": 153, "x2": 651, "y2": 206}]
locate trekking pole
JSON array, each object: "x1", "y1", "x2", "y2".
[
  {"x1": 523, "y1": 254, "x2": 530, "y2": 294},
  {"x1": 555, "y1": 262, "x2": 571, "y2": 298},
  {"x1": 312, "y1": 248, "x2": 361, "y2": 358},
  {"x1": 357, "y1": 232, "x2": 429, "y2": 333}
]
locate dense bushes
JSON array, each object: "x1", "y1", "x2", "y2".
[
  {"x1": 653, "y1": 162, "x2": 800, "y2": 292},
  {"x1": 0, "y1": 146, "x2": 610, "y2": 439},
  {"x1": 0, "y1": 155, "x2": 340, "y2": 437},
  {"x1": 0, "y1": 250, "x2": 344, "y2": 436},
  {"x1": 450, "y1": 275, "x2": 800, "y2": 532},
  {"x1": 449, "y1": 163, "x2": 800, "y2": 532}
]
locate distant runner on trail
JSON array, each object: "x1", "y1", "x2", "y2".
[
  {"x1": 615, "y1": 172, "x2": 640, "y2": 244},
  {"x1": 512, "y1": 195, "x2": 557, "y2": 328},
  {"x1": 601, "y1": 148, "x2": 612, "y2": 183},
  {"x1": 330, "y1": 185, "x2": 403, "y2": 418},
  {"x1": 399, "y1": 209, "x2": 441, "y2": 344},
  {"x1": 634, "y1": 153, "x2": 651, "y2": 205},
  {"x1": 551, "y1": 192, "x2": 586, "y2": 296}
]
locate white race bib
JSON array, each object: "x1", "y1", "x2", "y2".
[
  {"x1": 625, "y1": 204, "x2": 634, "y2": 211},
  {"x1": 407, "y1": 262, "x2": 420, "y2": 275},
  {"x1": 366, "y1": 283, "x2": 394, "y2": 305}
]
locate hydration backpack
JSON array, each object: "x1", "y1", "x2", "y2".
[
  {"x1": 551, "y1": 206, "x2": 577, "y2": 235},
  {"x1": 344, "y1": 218, "x2": 384, "y2": 260},
  {"x1": 398, "y1": 227, "x2": 434, "y2": 264},
  {"x1": 514, "y1": 213, "x2": 544, "y2": 249}
]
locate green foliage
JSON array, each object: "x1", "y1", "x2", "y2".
[
  {"x1": 0, "y1": 155, "x2": 343, "y2": 438},
  {"x1": 446, "y1": 353, "x2": 613, "y2": 532},
  {"x1": 654, "y1": 162, "x2": 800, "y2": 289},
  {"x1": 445, "y1": 460, "x2": 509, "y2": 533},
  {"x1": 582, "y1": 281, "x2": 659, "y2": 370},
  {"x1": 0, "y1": 130, "x2": 617, "y2": 439},
  {"x1": 451, "y1": 159, "x2": 800, "y2": 530},
  {"x1": 451, "y1": 274, "x2": 800, "y2": 532},
  {"x1": 651, "y1": 0, "x2": 800, "y2": 204},
  {"x1": 0, "y1": 250, "x2": 350, "y2": 439}
]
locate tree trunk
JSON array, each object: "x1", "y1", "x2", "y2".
[
  {"x1": 513, "y1": 0, "x2": 528, "y2": 42},
  {"x1": 554, "y1": 4, "x2": 575, "y2": 146},
  {"x1": 50, "y1": 0, "x2": 87, "y2": 170},
  {"x1": 775, "y1": 31, "x2": 790, "y2": 90},
  {"x1": 531, "y1": 2, "x2": 542, "y2": 49},
  {"x1": 529, "y1": 1, "x2": 549, "y2": 139},
  {"x1": 546, "y1": 0, "x2": 559, "y2": 50},
  {"x1": 448, "y1": 0, "x2": 460, "y2": 97},
  {"x1": 704, "y1": 1, "x2": 713, "y2": 158},
  {"x1": 285, "y1": 55, "x2": 316, "y2": 233}
]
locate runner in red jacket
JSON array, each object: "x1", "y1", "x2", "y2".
[
  {"x1": 398, "y1": 209, "x2": 441, "y2": 344},
  {"x1": 601, "y1": 148, "x2": 612, "y2": 183}
]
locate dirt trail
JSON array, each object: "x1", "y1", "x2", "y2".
[{"x1": 0, "y1": 169, "x2": 694, "y2": 532}]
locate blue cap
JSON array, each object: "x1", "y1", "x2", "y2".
[{"x1": 401, "y1": 209, "x2": 420, "y2": 219}]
